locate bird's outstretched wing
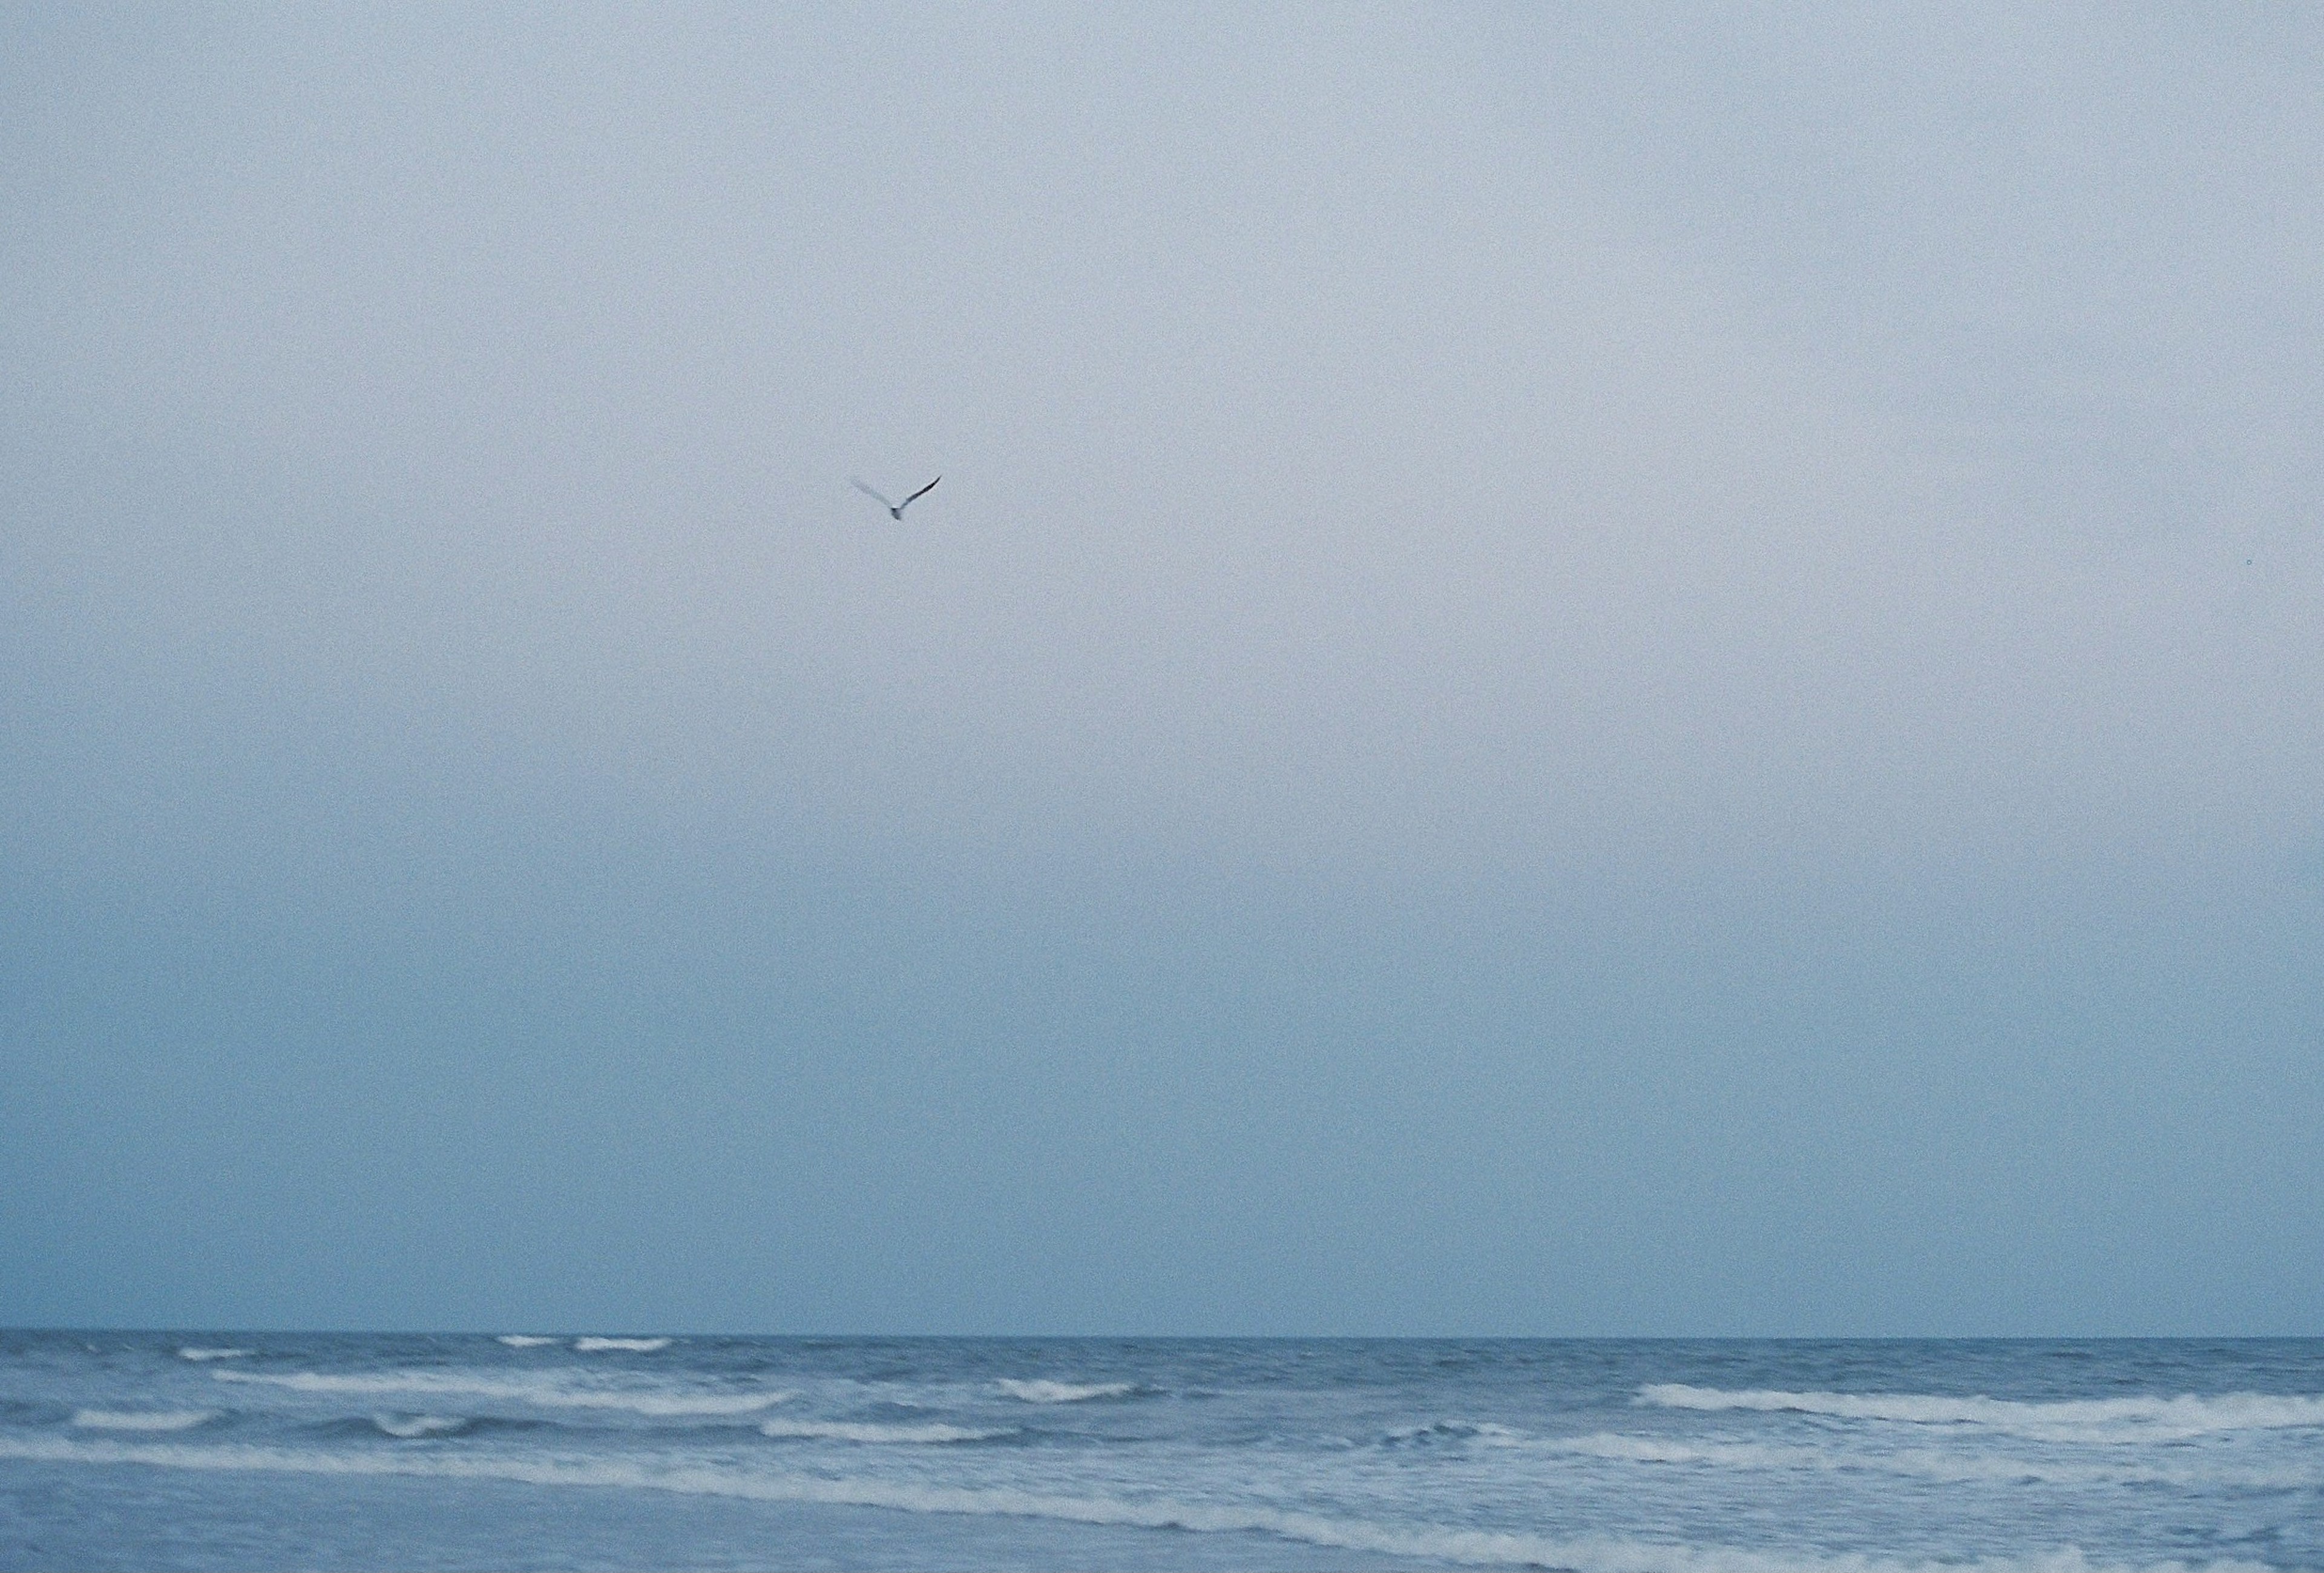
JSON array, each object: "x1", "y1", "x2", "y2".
[
  {"x1": 850, "y1": 477, "x2": 898, "y2": 510},
  {"x1": 901, "y1": 476, "x2": 942, "y2": 508}
]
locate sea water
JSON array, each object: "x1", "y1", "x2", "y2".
[{"x1": 1, "y1": 1334, "x2": 2317, "y2": 1571}]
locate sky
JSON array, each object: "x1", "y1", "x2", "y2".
[{"x1": 2, "y1": 2, "x2": 2318, "y2": 1336}]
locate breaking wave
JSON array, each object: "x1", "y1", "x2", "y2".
[
  {"x1": 496, "y1": 1336, "x2": 560, "y2": 1348},
  {"x1": 176, "y1": 1347, "x2": 249, "y2": 1362},
  {"x1": 1638, "y1": 1385, "x2": 2324, "y2": 1440},
  {"x1": 371, "y1": 1413, "x2": 469, "y2": 1439},
  {"x1": 993, "y1": 1379, "x2": 1135, "y2": 1404},
  {"x1": 0, "y1": 1434, "x2": 2270, "y2": 1573},
  {"x1": 1544, "y1": 1432, "x2": 2324, "y2": 1493},
  {"x1": 758, "y1": 1419, "x2": 1009, "y2": 1445},
  {"x1": 212, "y1": 1368, "x2": 789, "y2": 1417},
  {"x1": 573, "y1": 1338, "x2": 672, "y2": 1353},
  {"x1": 71, "y1": 1409, "x2": 215, "y2": 1431}
]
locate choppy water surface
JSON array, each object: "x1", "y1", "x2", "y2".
[{"x1": 1, "y1": 1335, "x2": 2317, "y2": 1570}]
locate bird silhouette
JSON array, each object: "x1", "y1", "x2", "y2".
[{"x1": 851, "y1": 475, "x2": 941, "y2": 520}]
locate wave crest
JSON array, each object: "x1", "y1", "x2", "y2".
[
  {"x1": 1380, "y1": 1420, "x2": 1525, "y2": 1447},
  {"x1": 993, "y1": 1379, "x2": 1135, "y2": 1404},
  {"x1": 758, "y1": 1419, "x2": 1008, "y2": 1445},
  {"x1": 71, "y1": 1409, "x2": 215, "y2": 1431},
  {"x1": 1547, "y1": 1431, "x2": 2323, "y2": 1492},
  {"x1": 1638, "y1": 1385, "x2": 2324, "y2": 1439},
  {"x1": 214, "y1": 1368, "x2": 789, "y2": 1417}
]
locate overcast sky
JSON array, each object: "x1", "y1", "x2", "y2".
[{"x1": 3, "y1": 2, "x2": 2318, "y2": 1335}]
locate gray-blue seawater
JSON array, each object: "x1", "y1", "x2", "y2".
[{"x1": 2, "y1": 1335, "x2": 2319, "y2": 1571}]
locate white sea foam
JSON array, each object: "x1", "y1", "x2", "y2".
[
  {"x1": 371, "y1": 1413, "x2": 468, "y2": 1439},
  {"x1": 496, "y1": 1336, "x2": 560, "y2": 1348},
  {"x1": 993, "y1": 1379, "x2": 1134, "y2": 1404},
  {"x1": 573, "y1": 1337, "x2": 672, "y2": 1353},
  {"x1": 1868, "y1": 1448, "x2": 2324, "y2": 1493},
  {"x1": 0, "y1": 1434, "x2": 2273, "y2": 1573},
  {"x1": 1544, "y1": 1431, "x2": 2324, "y2": 1493},
  {"x1": 1638, "y1": 1385, "x2": 2324, "y2": 1440},
  {"x1": 1549, "y1": 1432, "x2": 1811, "y2": 1468},
  {"x1": 71, "y1": 1409, "x2": 215, "y2": 1431},
  {"x1": 176, "y1": 1347, "x2": 249, "y2": 1362},
  {"x1": 212, "y1": 1368, "x2": 789, "y2": 1417},
  {"x1": 758, "y1": 1419, "x2": 1007, "y2": 1444}
]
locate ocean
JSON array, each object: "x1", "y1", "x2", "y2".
[{"x1": 1, "y1": 1333, "x2": 2317, "y2": 1571}]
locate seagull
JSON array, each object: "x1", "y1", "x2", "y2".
[{"x1": 851, "y1": 475, "x2": 941, "y2": 520}]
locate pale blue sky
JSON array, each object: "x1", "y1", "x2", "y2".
[{"x1": 2, "y1": 2, "x2": 2318, "y2": 1333}]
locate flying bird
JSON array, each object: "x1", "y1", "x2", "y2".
[{"x1": 851, "y1": 475, "x2": 941, "y2": 519}]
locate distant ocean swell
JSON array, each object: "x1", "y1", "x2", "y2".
[
  {"x1": 0, "y1": 1433, "x2": 2269, "y2": 1573},
  {"x1": 9, "y1": 1338, "x2": 2318, "y2": 1569},
  {"x1": 53, "y1": 1397, "x2": 2324, "y2": 1492}
]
